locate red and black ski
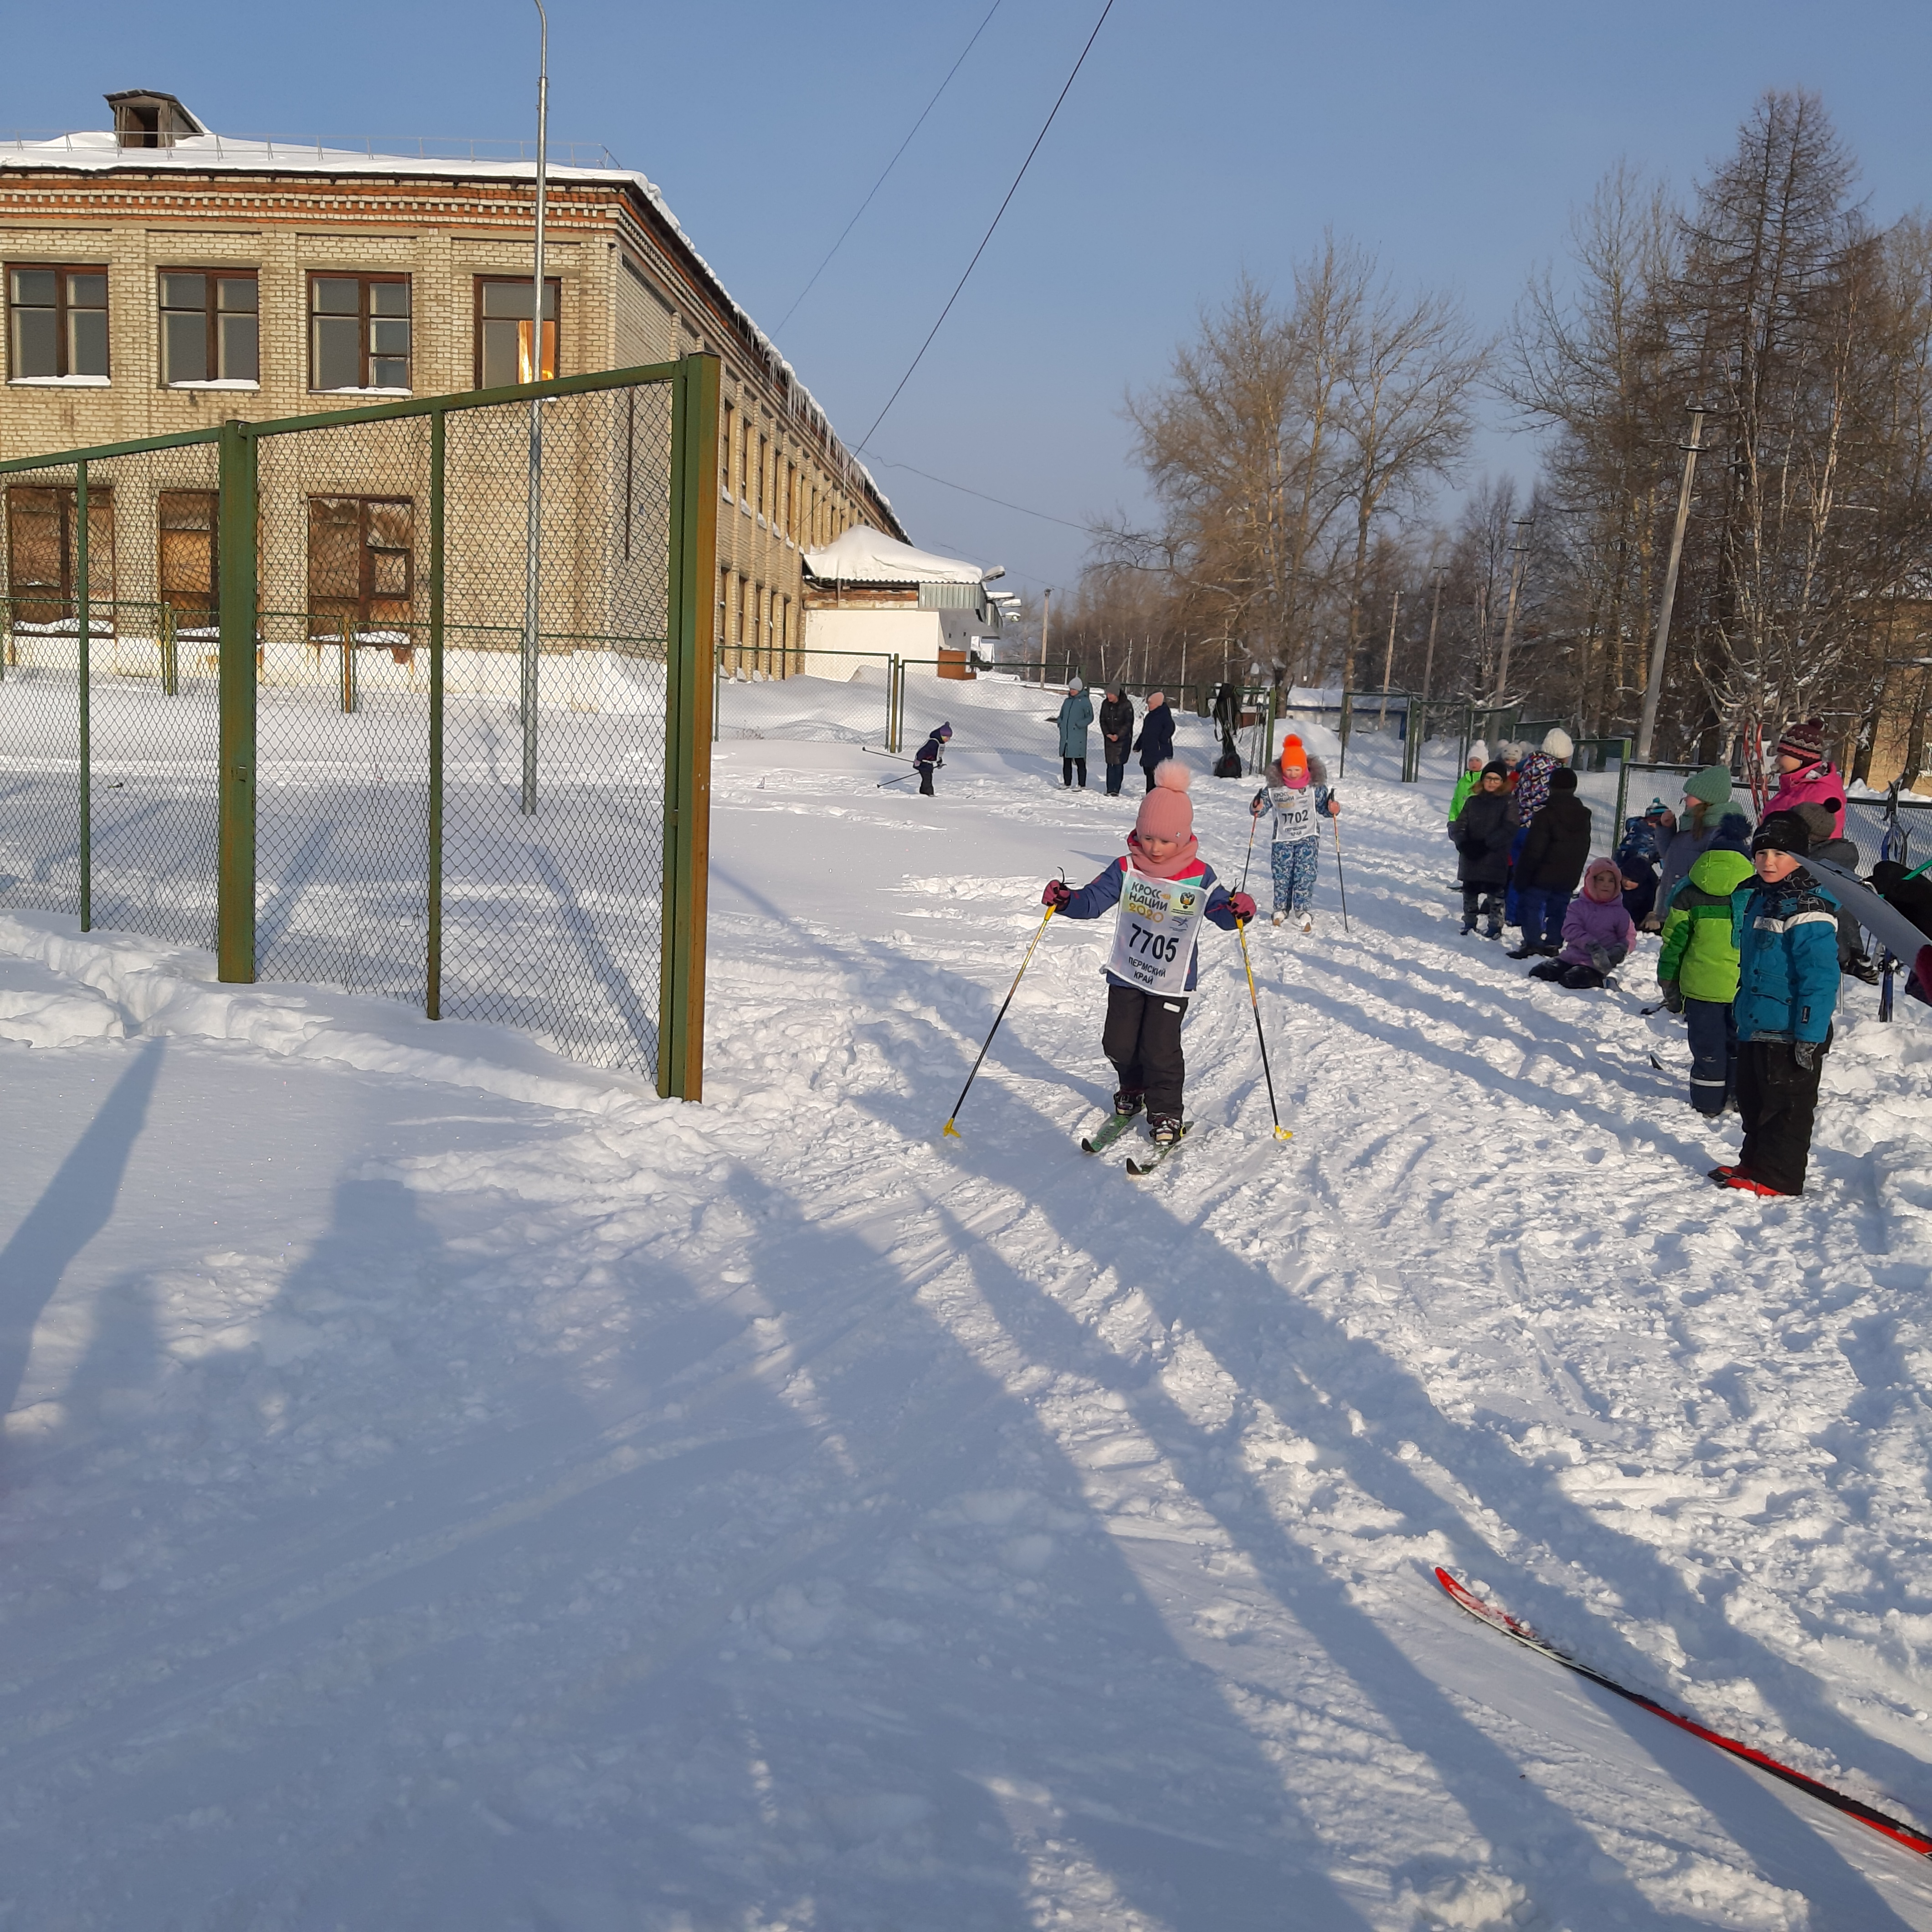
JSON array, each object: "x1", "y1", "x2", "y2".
[{"x1": 1434, "y1": 1566, "x2": 1932, "y2": 1860}]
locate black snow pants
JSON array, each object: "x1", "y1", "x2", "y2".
[
  {"x1": 917, "y1": 764, "x2": 935, "y2": 796},
  {"x1": 1737, "y1": 1035, "x2": 1827, "y2": 1195},
  {"x1": 1061, "y1": 756, "x2": 1088, "y2": 788},
  {"x1": 1103, "y1": 983, "x2": 1188, "y2": 1120}
]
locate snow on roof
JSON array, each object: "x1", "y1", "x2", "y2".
[
  {"x1": 802, "y1": 526, "x2": 991, "y2": 587},
  {"x1": 0, "y1": 126, "x2": 895, "y2": 530}
]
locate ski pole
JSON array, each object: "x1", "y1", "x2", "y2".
[
  {"x1": 877, "y1": 771, "x2": 917, "y2": 788},
  {"x1": 1238, "y1": 798, "x2": 1259, "y2": 894},
  {"x1": 1331, "y1": 812, "x2": 1351, "y2": 935},
  {"x1": 1234, "y1": 914, "x2": 1291, "y2": 1142},
  {"x1": 942, "y1": 891, "x2": 1060, "y2": 1139}
]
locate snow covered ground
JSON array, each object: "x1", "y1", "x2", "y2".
[{"x1": 4, "y1": 696, "x2": 1932, "y2": 1930}]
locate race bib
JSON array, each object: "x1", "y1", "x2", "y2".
[
  {"x1": 1107, "y1": 868, "x2": 1209, "y2": 996},
  {"x1": 1269, "y1": 784, "x2": 1316, "y2": 841}
]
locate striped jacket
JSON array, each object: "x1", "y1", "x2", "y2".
[{"x1": 1732, "y1": 869, "x2": 1842, "y2": 1043}]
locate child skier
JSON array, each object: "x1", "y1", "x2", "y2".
[
  {"x1": 1526, "y1": 858, "x2": 1635, "y2": 989},
  {"x1": 914, "y1": 722, "x2": 951, "y2": 796},
  {"x1": 1655, "y1": 825, "x2": 1755, "y2": 1115},
  {"x1": 1712, "y1": 812, "x2": 1842, "y2": 1198},
  {"x1": 1043, "y1": 762, "x2": 1255, "y2": 1147},
  {"x1": 1250, "y1": 734, "x2": 1340, "y2": 932}
]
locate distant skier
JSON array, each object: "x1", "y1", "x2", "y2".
[
  {"x1": 1055, "y1": 678, "x2": 1094, "y2": 789},
  {"x1": 914, "y1": 722, "x2": 951, "y2": 797},
  {"x1": 1655, "y1": 820, "x2": 1754, "y2": 1115},
  {"x1": 1099, "y1": 683, "x2": 1135, "y2": 796},
  {"x1": 1249, "y1": 734, "x2": 1339, "y2": 931},
  {"x1": 1042, "y1": 761, "x2": 1254, "y2": 1149},
  {"x1": 1133, "y1": 690, "x2": 1177, "y2": 792}
]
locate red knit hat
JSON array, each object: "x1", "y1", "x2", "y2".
[
  {"x1": 1777, "y1": 716, "x2": 1825, "y2": 764},
  {"x1": 1134, "y1": 760, "x2": 1194, "y2": 843}
]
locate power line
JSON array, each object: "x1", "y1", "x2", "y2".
[
  {"x1": 774, "y1": 0, "x2": 1005, "y2": 336},
  {"x1": 873, "y1": 455, "x2": 1104, "y2": 534},
  {"x1": 855, "y1": 0, "x2": 1118, "y2": 455}
]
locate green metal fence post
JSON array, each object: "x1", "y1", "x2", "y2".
[
  {"x1": 77, "y1": 461, "x2": 91, "y2": 930},
  {"x1": 660, "y1": 352, "x2": 720, "y2": 1100},
  {"x1": 426, "y1": 406, "x2": 445, "y2": 1020},
  {"x1": 216, "y1": 420, "x2": 258, "y2": 982}
]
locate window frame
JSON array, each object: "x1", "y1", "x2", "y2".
[
  {"x1": 305, "y1": 494, "x2": 416, "y2": 636},
  {"x1": 307, "y1": 271, "x2": 412, "y2": 394},
  {"x1": 6, "y1": 262, "x2": 111, "y2": 381},
  {"x1": 720, "y1": 401, "x2": 736, "y2": 498},
  {"x1": 157, "y1": 267, "x2": 260, "y2": 387},
  {"x1": 472, "y1": 274, "x2": 561, "y2": 390}
]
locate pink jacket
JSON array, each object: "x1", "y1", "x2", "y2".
[{"x1": 1764, "y1": 760, "x2": 1845, "y2": 838}]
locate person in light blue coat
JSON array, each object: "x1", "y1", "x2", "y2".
[{"x1": 1055, "y1": 679, "x2": 1094, "y2": 788}]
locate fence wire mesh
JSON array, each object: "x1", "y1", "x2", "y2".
[
  {"x1": 2, "y1": 367, "x2": 687, "y2": 1084},
  {"x1": 1, "y1": 439, "x2": 223, "y2": 947}
]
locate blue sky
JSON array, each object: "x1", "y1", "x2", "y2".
[{"x1": 10, "y1": 3, "x2": 1932, "y2": 590}]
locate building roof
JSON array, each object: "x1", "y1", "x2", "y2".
[
  {"x1": 802, "y1": 526, "x2": 992, "y2": 587},
  {"x1": 0, "y1": 121, "x2": 898, "y2": 532}
]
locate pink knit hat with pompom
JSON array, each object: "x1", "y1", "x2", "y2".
[{"x1": 1135, "y1": 761, "x2": 1194, "y2": 843}]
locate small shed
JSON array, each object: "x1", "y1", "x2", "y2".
[{"x1": 801, "y1": 527, "x2": 1006, "y2": 681}]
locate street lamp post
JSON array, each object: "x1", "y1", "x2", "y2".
[
  {"x1": 520, "y1": 0, "x2": 550, "y2": 814},
  {"x1": 1490, "y1": 519, "x2": 1533, "y2": 704}
]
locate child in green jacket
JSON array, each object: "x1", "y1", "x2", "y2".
[{"x1": 1656, "y1": 835, "x2": 1756, "y2": 1115}]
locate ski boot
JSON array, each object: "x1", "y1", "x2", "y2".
[
  {"x1": 1112, "y1": 1088, "x2": 1146, "y2": 1119},
  {"x1": 1147, "y1": 1114, "x2": 1184, "y2": 1148}
]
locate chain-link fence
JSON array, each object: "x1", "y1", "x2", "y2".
[
  {"x1": 0, "y1": 357, "x2": 717, "y2": 1094},
  {"x1": 1, "y1": 440, "x2": 226, "y2": 948}
]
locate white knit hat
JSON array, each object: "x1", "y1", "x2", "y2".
[{"x1": 1543, "y1": 728, "x2": 1574, "y2": 759}]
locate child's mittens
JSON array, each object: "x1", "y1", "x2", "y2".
[
  {"x1": 1587, "y1": 943, "x2": 1616, "y2": 975},
  {"x1": 1660, "y1": 981, "x2": 1684, "y2": 1014},
  {"x1": 1228, "y1": 891, "x2": 1257, "y2": 924},
  {"x1": 1042, "y1": 879, "x2": 1073, "y2": 909}
]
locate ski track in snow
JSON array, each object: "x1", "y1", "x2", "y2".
[{"x1": 3, "y1": 719, "x2": 1932, "y2": 1929}]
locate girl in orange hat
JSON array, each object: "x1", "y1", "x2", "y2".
[{"x1": 1249, "y1": 735, "x2": 1340, "y2": 932}]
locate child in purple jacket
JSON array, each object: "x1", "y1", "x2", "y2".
[{"x1": 1527, "y1": 858, "x2": 1637, "y2": 990}]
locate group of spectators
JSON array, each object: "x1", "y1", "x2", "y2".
[
  {"x1": 1447, "y1": 715, "x2": 1932, "y2": 1197},
  {"x1": 1053, "y1": 682, "x2": 1177, "y2": 797}
]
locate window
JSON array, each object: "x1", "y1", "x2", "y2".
[
  {"x1": 475, "y1": 276, "x2": 559, "y2": 388},
  {"x1": 739, "y1": 418, "x2": 751, "y2": 506},
  {"x1": 8, "y1": 265, "x2": 109, "y2": 380},
  {"x1": 735, "y1": 573, "x2": 747, "y2": 648},
  {"x1": 158, "y1": 271, "x2": 258, "y2": 385},
  {"x1": 5, "y1": 485, "x2": 115, "y2": 626},
  {"x1": 720, "y1": 402, "x2": 735, "y2": 497},
  {"x1": 158, "y1": 491, "x2": 219, "y2": 628},
  {"x1": 309, "y1": 274, "x2": 411, "y2": 392},
  {"x1": 307, "y1": 497, "x2": 414, "y2": 634},
  {"x1": 757, "y1": 435, "x2": 768, "y2": 521},
  {"x1": 786, "y1": 461, "x2": 797, "y2": 540},
  {"x1": 717, "y1": 564, "x2": 731, "y2": 641}
]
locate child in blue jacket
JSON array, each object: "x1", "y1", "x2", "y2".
[{"x1": 1712, "y1": 812, "x2": 1841, "y2": 1198}]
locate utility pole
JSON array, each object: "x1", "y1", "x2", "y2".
[
  {"x1": 1419, "y1": 565, "x2": 1446, "y2": 708},
  {"x1": 1038, "y1": 587, "x2": 1051, "y2": 686},
  {"x1": 1635, "y1": 403, "x2": 1708, "y2": 763},
  {"x1": 1490, "y1": 518, "x2": 1533, "y2": 704},
  {"x1": 520, "y1": 0, "x2": 550, "y2": 814},
  {"x1": 1377, "y1": 590, "x2": 1401, "y2": 728}
]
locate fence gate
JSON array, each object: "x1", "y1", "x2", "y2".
[{"x1": 0, "y1": 355, "x2": 719, "y2": 1097}]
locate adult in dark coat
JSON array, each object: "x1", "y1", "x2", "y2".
[
  {"x1": 1098, "y1": 685, "x2": 1135, "y2": 796},
  {"x1": 1449, "y1": 761, "x2": 1518, "y2": 938},
  {"x1": 1133, "y1": 691, "x2": 1177, "y2": 792},
  {"x1": 1507, "y1": 768, "x2": 1593, "y2": 957}
]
